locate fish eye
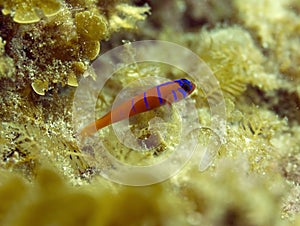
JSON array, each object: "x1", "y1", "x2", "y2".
[{"x1": 180, "y1": 79, "x2": 192, "y2": 92}]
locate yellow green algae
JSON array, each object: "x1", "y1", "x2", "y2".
[{"x1": 0, "y1": 0, "x2": 300, "y2": 226}]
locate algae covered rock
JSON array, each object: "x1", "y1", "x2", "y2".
[
  {"x1": 1, "y1": 0, "x2": 61, "y2": 23},
  {"x1": 0, "y1": 0, "x2": 150, "y2": 95}
]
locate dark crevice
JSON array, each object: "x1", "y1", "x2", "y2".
[{"x1": 242, "y1": 85, "x2": 300, "y2": 125}]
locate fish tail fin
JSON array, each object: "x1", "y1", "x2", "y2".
[{"x1": 79, "y1": 113, "x2": 112, "y2": 137}]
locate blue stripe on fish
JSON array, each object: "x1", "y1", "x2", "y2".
[
  {"x1": 156, "y1": 81, "x2": 174, "y2": 105},
  {"x1": 178, "y1": 88, "x2": 187, "y2": 98},
  {"x1": 172, "y1": 90, "x2": 178, "y2": 101},
  {"x1": 131, "y1": 98, "x2": 137, "y2": 113},
  {"x1": 144, "y1": 91, "x2": 150, "y2": 109},
  {"x1": 156, "y1": 86, "x2": 163, "y2": 104}
]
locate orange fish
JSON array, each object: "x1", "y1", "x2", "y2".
[{"x1": 80, "y1": 78, "x2": 196, "y2": 136}]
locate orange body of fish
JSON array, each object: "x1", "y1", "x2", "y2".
[{"x1": 80, "y1": 78, "x2": 196, "y2": 137}]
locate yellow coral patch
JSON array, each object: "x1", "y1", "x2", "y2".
[
  {"x1": 37, "y1": 0, "x2": 61, "y2": 17},
  {"x1": 196, "y1": 27, "x2": 279, "y2": 98},
  {"x1": 82, "y1": 40, "x2": 100, "y2": 60},
  {"x1": 31, "y1": 79, "x2": 48, "y2": 95},
  {"x1": 14, "y1": 3, "x2": 40, "y2": 24},
  {"x1": 67, "y1": 72, "x2": 78, "y2": 87},
  {"x1": 109, "y1": 3, "x2": 150, "y2": 31},
  {"x1": 75, "y1": 11, "x2": 108, "y2": 41},
  {"x1": 1, "y1": 0, "x2": 61, "y2": 24},
  {"x1": 72, "y1": 61, "x2": 86, "y2": 75}
]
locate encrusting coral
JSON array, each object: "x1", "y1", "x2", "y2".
[
  {"x1": 234, "y1": 0, "x2": 300, "y2": 80},
  {"x1": 1, "y1": 0, "x2": 61, "y2": 24},
  {"x1": 194, "y1": 27, "x2": 281, "y2": 98},
  {"x1": 0, "y1": 0, "x2": 300, "y2": 225},
  {"x1": 0, "y1": 0, "x2": 149, "y2": 95},
  {"x1": 0, "y1": 0, "x2": 150, "y2": 176}
]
